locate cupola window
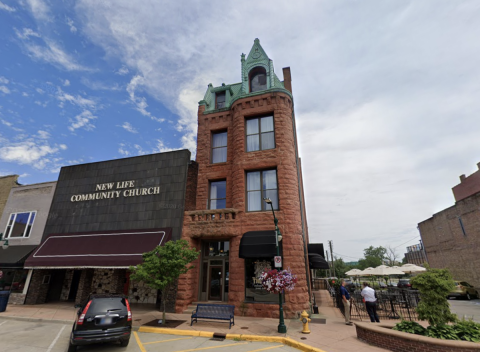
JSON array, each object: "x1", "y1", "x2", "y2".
[{"x1": 249, "y1": 67, "x2": 267, "y2": 92}]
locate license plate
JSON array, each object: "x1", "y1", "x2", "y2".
[{"x1": 100, "y1": 317, "x2": 112, "y2": 325}]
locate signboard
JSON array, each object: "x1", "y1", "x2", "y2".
[{"x1": 274, "y1": 256, "x2": 282, "y2": 268}]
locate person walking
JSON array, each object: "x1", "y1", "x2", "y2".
[
  {"x1": 361, "y1": 282, "x2": 380, "y2": 323},
  {"x1": 340, "y1": 279, "x2": 353, "y2": 325}
]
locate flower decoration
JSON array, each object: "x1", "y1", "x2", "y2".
[{"x1": 260, "y1": 268, "x2": 297, "y2": 293}]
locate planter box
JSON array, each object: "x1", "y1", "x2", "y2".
[{"x1": 355, "y1": 322, "x2": 480, "y2": 352}]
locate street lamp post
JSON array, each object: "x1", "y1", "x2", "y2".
[
  {"x1": 264, "y1": 198, "x2": 287, "y2": 334},
  {"x1": 0, "y1": 233, "x2": 8, "y2": 250}
]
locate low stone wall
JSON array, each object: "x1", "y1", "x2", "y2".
[
  {"x1": 355, "y1": 322, "x2": 480, "y2": 352},
  {"x1": 9, "y1": 293, "x2": 26, "y2": 305}
]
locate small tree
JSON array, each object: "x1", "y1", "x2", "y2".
[
  {"x1": 129, "y1": 239, "x2": 199, "y2": 325},
  {"x1": 411, "y1": 267, "x2": 457, "y2": 326}
]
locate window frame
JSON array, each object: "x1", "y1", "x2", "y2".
[
  {"x1": 249, "y1": 66, "x2": 267, "y2": 93},
  {"x1": 245, "y1": 115, "x2": 275, "y2": 152},
  {"x1": 245, "y1": 169, "x2": 279, "y2": 212},
  {"x1": 5, "y1": 211, "x2": 37, "y2": 239},
  {"x1": 208, "y1": 179, "x2": 227, "y2": 210},
  {"x1": 211, "y1": 130, "x2": 228, "y2": 164},
  {"x1": 215, "y1": 91, "x2": 226, "y2": 109}
]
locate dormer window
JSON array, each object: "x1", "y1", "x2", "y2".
[
  {"x1": 216, "y1": 91, "x2": 226, "y2": 109},
  {"x1": 249, "y1": 67, "x2": 267, "y2": 92}
]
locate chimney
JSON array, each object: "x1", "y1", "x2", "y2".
[
  {"x1": 477, "y1": 162, "x2": 480, "y2": 170},
  {"x1": 282, "y1": 67, "x2": 292, "y2": 93},
  {"x1": 459, "y1": 174, "x2": 466, "y2": 182}
]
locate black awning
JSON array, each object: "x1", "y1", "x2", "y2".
[
  {"x1": 0, "y1": 245, "x2": 37, "y2": 268},
  {"x1": 309, "y1": 253, "x2": 330, "y2": 269},
  {"x1": 308, "y1": 243, "x2": 325, "y2": 258},
  {"x1": 239, "y1": 231, "x2": 279, "y2": 259}
]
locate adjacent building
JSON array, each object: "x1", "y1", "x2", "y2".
[
  {"x1": 404, "y1": 243, "x2": 427, "y2": 266},
  {"x1": 419, "y1": 162, "x2": 480, "y2": 288},
  {"x1": 0, "y1": 181, "x2": 56, "y2": 304}
]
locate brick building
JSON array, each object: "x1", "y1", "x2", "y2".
[
  {"x1": 177, "y1": 39, "x2": 311, "y2": 318},
  {"x1": 404, "y1": 243, "x2": 427, "y2": 266},
  {"x1": 418, "y1": 162, "x2": 480, "y2": 288}
]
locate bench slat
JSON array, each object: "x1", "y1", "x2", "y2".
[{"x1": 191, "y1": 304, "x2": 235, "y2": 329}]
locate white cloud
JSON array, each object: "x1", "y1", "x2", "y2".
[
  {"x1": 80, "y1": 77, "x2": 121, "y2": 91},
  {"x1": 63, "y1": 79, "x2": 70, "y2": 86},
  {"x1": 66, "y1": 17, "x2": 77, "y2": 33},
  {"x1": 1, "y1": 119, "x2": 23, "y2": 132},
  {"x1": 0, "y1": 1, "x2": 15, "y2": 12},
  {"x1": 22, "y1": 38, "x2": 89, "y2": 71},
  {"x1": 56, "y1": 88, "x2": 95, "y2": 108},
  {"x1": 0, "y1": 86, "x2": 10, "y2": 94},
  {"x1": 36, "y1": 88, "x2": 44, "y2": 94},
  {"x1": 153, "y1": 140, "x2": 177, "y2": 153},
  {"x1": 0, "y1": 140, "x2": 64, "y2": 170},
  {"x1": 68, "y1": 110, "x2": 97, "y2": 132},
  {"x1": 14, "y1": 28, "x2": 40, "y2": 39},
  {"x1": 0, "y1": 77, "x2": 9, "y2": 84},
  {"x1": 37, "y1": 130, "x2": 50, "y2": 139},
  {"x1": 116, "y1": 66, "x2": 129, "y2": 75},
  {"x1": 126, "y1": 75, "x2": 164, "y2": 123},
  {"x1": 22, "y1": 92, "x2": 29, "y2": 97},
  {"x1": 25, "y1": 0, "x2": 51, "y2": 22},
  {"x1": 118, "y1": 143, "x2": 130, "y2": 156},
  {"x1": 120, "y1": 122, "x2": 138, "y2": 133}
]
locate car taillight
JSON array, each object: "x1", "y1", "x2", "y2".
[
  {"x1": 77, "y1": 300, "x2": 92, "y2": 325},
  {"x1": 125, "y1": 299, "x2": 132, "y2": 321}
]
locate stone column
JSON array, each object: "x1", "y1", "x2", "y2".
[{"x1": 75, "y1": 269, "x2": 94, "y2": 305}]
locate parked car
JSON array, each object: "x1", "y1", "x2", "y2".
[
  {"x1": 448, "y1": 281, "x2": 479, "y2": 300},
  {"x1": 397, "y1": 279, "x2": 413, "y2": 289},
  {"x1": 69, "y1": 294, "x2": 132, "y2": 351},
  {"x1": 344, "y1": 279, "x2": 357, "y2": 292}
]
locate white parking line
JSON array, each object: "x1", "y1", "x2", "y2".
[
  {"x1": 0, "y1": 321, "x2": 6, "y2": 327},
  {"x1": 46, "y1": 325, "x2": 66, "y2": 352}
]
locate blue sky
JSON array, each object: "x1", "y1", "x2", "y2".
[{"x1": 1, "y1": 0, "x2": 480, "y2": 260}]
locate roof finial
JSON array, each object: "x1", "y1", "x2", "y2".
[{"x1": 254, "y1": 38, "x2": 260, "y2": 44}]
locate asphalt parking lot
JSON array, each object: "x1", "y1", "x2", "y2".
[
  {"x1": 0, "y1": 319, "x2": 300, "y2": 352},
  {"x1": 449, "y1": 297, "x2": 480, "y2": 322}
]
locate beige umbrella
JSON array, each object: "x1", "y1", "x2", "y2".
[
  {"x1": 345, "y1": 269, "x2": 363, "y2": 276},
  {"x1": 370, "y1": 265, "x2": 406, "y2": 276},
  {"x1": 358, "y1": 267, "x2": 376, "y2": 276},
  {"x1": 400, "y1": 264, "x2": 426, "y2": 274}
]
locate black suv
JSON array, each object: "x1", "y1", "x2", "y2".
[{"x1": 69, "y1": 294, "x2": 132, "y2": 351}]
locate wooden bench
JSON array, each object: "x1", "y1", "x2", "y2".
[{"x1": 191, "y1": 304, "x2": 235, "y2": 329}]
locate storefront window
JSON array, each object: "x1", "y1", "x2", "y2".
[
  {"x1": 244, "y1": 259, "x2": 278, "y2": 303},
  {"x1": 0, "y1": 269, "x2": 29, "y2": 293}
]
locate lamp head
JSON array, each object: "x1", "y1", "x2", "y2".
[
  {"x1": 263, "y1": 197, "x2": 272, "y2": 205},
  {"x1": 277, "y1": 234, "x2": 283, "y2": 242},
  {"x1": 1, "y1": 239, "x2": 8, "y2": 250}
]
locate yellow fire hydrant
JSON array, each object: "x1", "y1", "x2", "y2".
[{"x1": 300, "y1": 310, "x2": 311, "y2": 334}]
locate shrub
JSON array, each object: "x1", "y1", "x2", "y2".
[
  {"x1": 392, "y1": 320, "x2": 426, "y2": 335},
  {"x1": 453, "y1": 319, "x2": 480, "y2": 342},
  {"x1": 425, "y1": 325, "x2": 459, "y2": 340},
  {"x1": 410, "y1": 267, "x2": 457, "y2": 326}
]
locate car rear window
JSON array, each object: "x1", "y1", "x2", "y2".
[{"x1": 88, "y1": 297, "x2": 126, "y2": 315}]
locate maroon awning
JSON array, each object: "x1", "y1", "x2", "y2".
[{"x1": 24, "y1": 228, "x2": 172, "y2": 269}]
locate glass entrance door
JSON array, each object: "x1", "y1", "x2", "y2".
[{"x1": 208, "y1": 266, "x2": 223, "y2": 301}]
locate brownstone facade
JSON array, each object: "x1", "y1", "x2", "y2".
[
  {"x1": 177, "y1": 41, "x2": 310, "y2": 318},
  {"x1": 419, "y1": 162, "x2": 480, "y2": 289}
]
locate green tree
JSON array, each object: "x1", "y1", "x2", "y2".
[
  {"x1": 410, "y1": 267, "x2": 457, "y2": 326},
  {"x1": 333, "y1": 257, "x2": 349, "y2": 278},
  {"x1": 358, "y1": 246, "x2": 386, "y2": 270},
  {"x1": 129, "y1": 239, "x2": 199, "y2": 325}
]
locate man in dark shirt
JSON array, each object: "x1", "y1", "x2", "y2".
[{"x1": 340, "y1": 279, "x2": 353, "y2": 325}]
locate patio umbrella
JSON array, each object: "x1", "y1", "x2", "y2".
[
  {"x1": 400, "y1": 264, "x2": 427, "y2": 274},
  {"x1": 345, "y1": 269, "x2": 363, "y2": 276},
  {"x1": 358, "y1": 267, "x2": 376, "y2": 276},
  {"x1": 369, "y1": 265, "x2": 406, "y2": 276}
]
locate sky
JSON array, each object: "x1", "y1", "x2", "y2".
[{"x1": 1, "y1": 0, "x2": 480, "y2": 261}]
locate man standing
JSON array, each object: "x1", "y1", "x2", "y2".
[
  {"x1": 340, "y1": 280, "x2": 353, "y2": 325},
  {"x1": 361, "y1": 282, "x2": 380, "y2": 323}
]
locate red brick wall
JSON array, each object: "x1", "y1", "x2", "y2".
[
  {"x1": 419, "y1": 192, "x2": 480, "y2": 289},
  {"x1": 184, "y1": 161, "x2": 198, "y2": 211},
  {"x1": 177, "y1": 91, "x2": 310, "y2": 317},
  {"x1": 356, "y1": 323, "x2": 480, "y2": 352},
  {"x1": 452, "y1": 163, "x2": 480, "y2": 202}
]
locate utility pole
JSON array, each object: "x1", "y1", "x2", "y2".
[
  {"x1": 328, "y1": 240, "x2": 335, "y2": 277},
  {"x1": 326, "y1": 251, "x2": 331, "y2": 277}
]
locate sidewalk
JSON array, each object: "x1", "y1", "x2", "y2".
[{"x1": 0, "y1": 290, "x2": 390, "y2": 352}]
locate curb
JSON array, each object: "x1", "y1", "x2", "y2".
[{"x1": 138, "y1": 326, "x2": 327, "y2": 352}]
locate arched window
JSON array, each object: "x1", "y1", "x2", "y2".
[{"x1": 249, "y1": 67, "x2": 267, "y2": 93}]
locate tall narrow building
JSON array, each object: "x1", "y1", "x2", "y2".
[{"x1": 178, "y1": 39, "x2": 311, "y2": 318}]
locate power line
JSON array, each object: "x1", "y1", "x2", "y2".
[{"x1": 393, "y1": 236, "x2": 420, "y2": 249}]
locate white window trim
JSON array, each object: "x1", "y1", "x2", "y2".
[{"x1": 5, "y1": 211, "x2": 37, "y2": 239}]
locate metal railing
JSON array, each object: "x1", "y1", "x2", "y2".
[{"x1": 333, "y1": 287, "x2": 421, "y2": 321}]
